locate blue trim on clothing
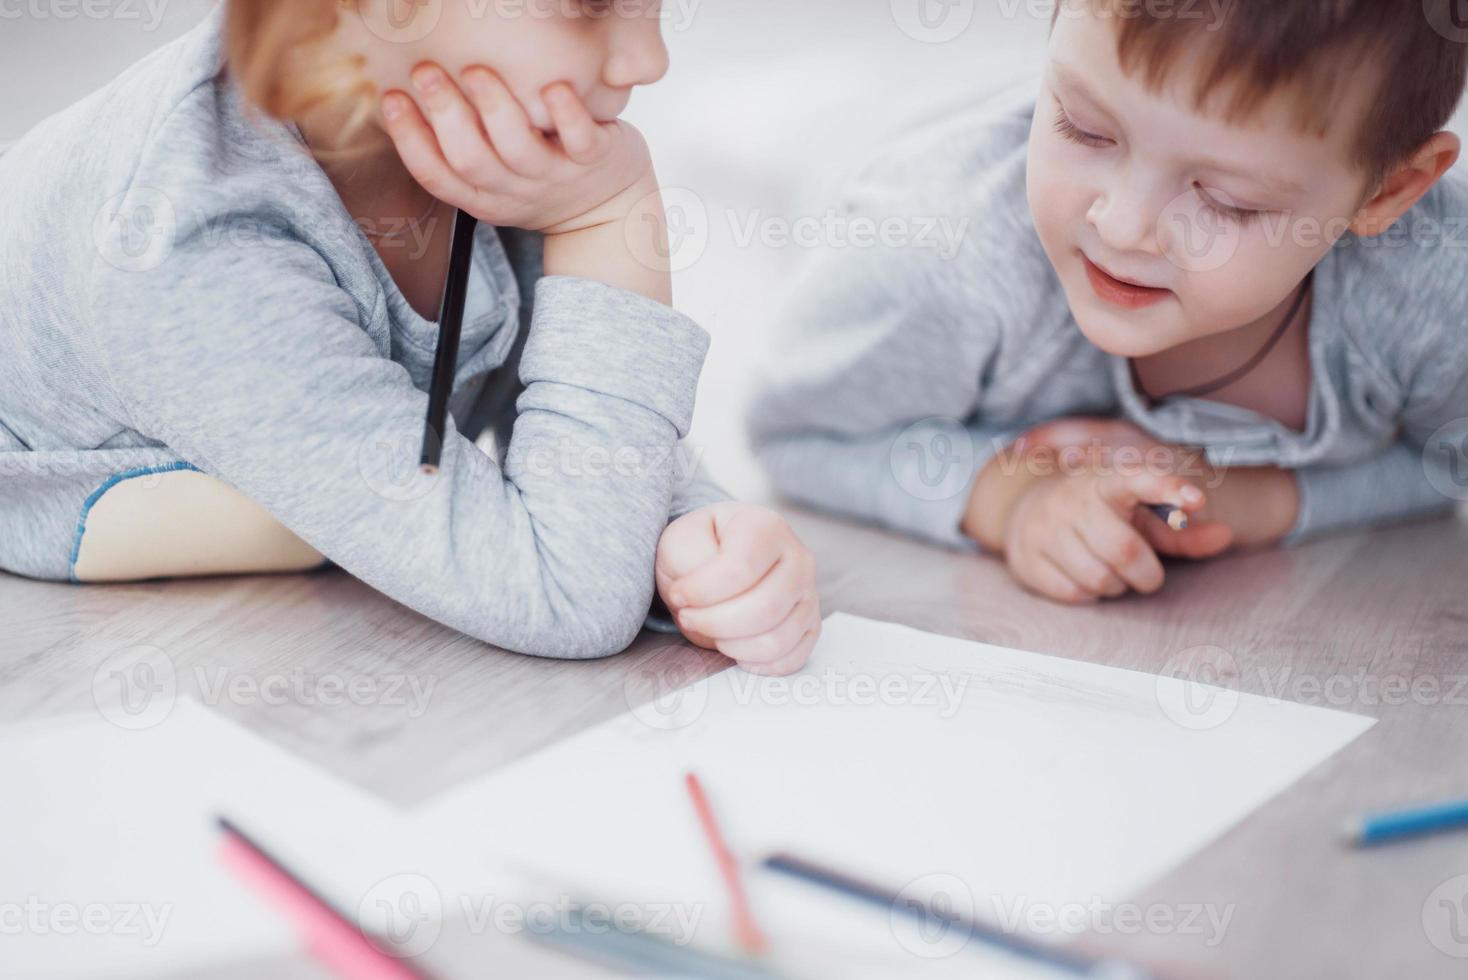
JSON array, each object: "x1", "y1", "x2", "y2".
[{"x1": 68, "y1": 462, "x2": 202, "y2": 582}]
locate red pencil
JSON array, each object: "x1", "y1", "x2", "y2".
[{"x1": 684, "y1": 771, "x2": 769, "y2": 956}]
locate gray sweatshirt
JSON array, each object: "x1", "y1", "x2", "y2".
[
  {"x1": 748, "y1": 88, "x2": 1468, "y2": 551},
  {"x1": 0, "y1": 7, "x2": 727, "y2": 658}
]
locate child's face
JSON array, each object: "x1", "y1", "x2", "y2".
[
  {"x1": 337, "y1": 0, "x2": 670, "y2": 134},
  {"x1": 1026, "y1": 10, "x2": 1376, "y2": 358}
]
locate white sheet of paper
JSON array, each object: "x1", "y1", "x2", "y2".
[
  {"x1": 0, "y1": 698, "x2": 410, "y2": 980},
  {"x1": 410, "y1": 613, "x2": 1375, "y2": 978}
]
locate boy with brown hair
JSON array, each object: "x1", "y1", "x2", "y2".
[{"x1": 751, "y1": 0, "x2": 1468, "y2": 603}]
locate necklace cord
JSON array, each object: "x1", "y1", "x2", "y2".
[{"x1": 1132, "y1": 271, "x2": 1313, "y2": 405}]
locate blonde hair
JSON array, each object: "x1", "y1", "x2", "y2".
[{"x1": 225, "y1": 0, "x2": 386, "y2": 162}]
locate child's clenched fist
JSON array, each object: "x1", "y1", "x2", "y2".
[{"x1": 656, "y1": 503, "x2": 822, "y2": 675}]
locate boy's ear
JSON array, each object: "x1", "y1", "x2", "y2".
[{"x1": 1350, "y1": 132, "x2": 1461, "y2": 237}]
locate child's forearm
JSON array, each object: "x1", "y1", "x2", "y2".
[
  {"x1": 542, "y1": 175, "x2": 673, "y2": 305},
  {"x1": 1195, "y1": 464, "x2": 1300, "y2": 548},
  {"x1": 961, "y1": 444, "x2": 1052, "y2": 553}
]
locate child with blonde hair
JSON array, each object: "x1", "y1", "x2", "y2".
[{"x1": 0, "y1": 0, "x2": 820, "y2": 672}]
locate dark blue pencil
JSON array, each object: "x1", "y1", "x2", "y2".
[
  {"x1": 762, "y1": 853, "x2": 1150, "y2": 978},
  {"x1": 1345, "y1": 798, "x2": 1468, "y2": 846},
  {"x1": 1147, "y1": 504, "x2": 1189, "y2": 531}
]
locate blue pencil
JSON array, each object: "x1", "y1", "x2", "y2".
[{"x1": 1345, "y1": 798, "x2": 1468, "y2": 846}]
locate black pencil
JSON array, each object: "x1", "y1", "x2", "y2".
[{"x1": 420, "y1": 208, "x2": 479, "y2": 474}]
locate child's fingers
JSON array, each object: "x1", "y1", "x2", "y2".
[
  {"x1": 669, "y1": 521, "x2": 788, "y2": 609},
  {"x1": 1097, "y1": 471, "x2": 1203, "y2": 516},
  {"x1": 676, "y1": 557, "x2": 804, "y2": 641},
  {"x1": 1078, "y1": 503, "x2": 1166, "y2": 594},
  {"x1": 460, "y1": 67, "x2": 554, "y2": 178},
  {"x1": 408, "y1": 64, "x2": 510, "y2": 187},
  {"x1": 737, "y1": 623, "x2": 821, "y2": 677},
  {"x1": 380, "y1": 91, "x2": 477, "y2": 205},
  {"x1": 1047, "y1": 527, "x2": 1128, "y2": 598},
  {"x1": 544, "y1": 83, "x2": 611, "y2": 165},
  {"x1": 716, "y1": 596, "x2": 817, "y2": 667},
  {"x1": 1138, "y1": 516, "x2": 1235, "y2": 561},
  {"x1": 656, "y1": 510, "x2": 721, "y2": 582},
  {"x1": 1019, "y1": 552, "x2": 1094, "y2": 605}
]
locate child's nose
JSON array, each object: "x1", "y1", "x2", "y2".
[
  {"x1": 603, "y1": 27, "x2": 670, "y2": 88},
  {"x1": 1088, "y1": 185, "x2": 1161, "y2": 257}
]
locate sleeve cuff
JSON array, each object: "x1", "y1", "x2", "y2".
[
  {"x1": 671, "y1": 467, "x2": 733, "y2": 522},
  {"x1": 1283, "y1": 446, "x2": 1458, "y2": 546},
  {"x1": 643, "y1": 591, "x2": 683, "y2": 635},
  {"x1": 523, "y1": 276, "x2": 710, "y2": 437}
]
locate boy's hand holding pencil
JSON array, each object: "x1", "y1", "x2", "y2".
[
  {"x1": 1001, "y1": 465, "x2": 1226, "y2": 604},
  {"x1": 964, "y1": 418, "x2": 1236, "y2": 604}
]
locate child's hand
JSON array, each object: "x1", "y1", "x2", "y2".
[
  {"x1": 1016, "y1": 418, "x2": 1237, "y2": 562},
  {"x1": 656, "y1": 503, "x2": 822, "y2": 676},
  {"x1": 381, "y1": 64, "x2": 656, "y2": 234},
  {"x1": 1003, "y1": 469, "x2": 1231, "y2": 604}
]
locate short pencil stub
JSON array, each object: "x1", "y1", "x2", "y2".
[{"x1": 1148, "y1": 504, "x2": 1189, "y2": 531}]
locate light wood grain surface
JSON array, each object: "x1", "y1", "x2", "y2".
[{"x1": 4, "y1": 506, "x2": 1467, "y2": 979}]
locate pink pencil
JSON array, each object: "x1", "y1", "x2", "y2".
[
  {"x1": 215, "y1": 816, "x2": 432, "y2": 980},
  {"x1": 684, "y1": 772, "x2": 769, "y2": 956}
]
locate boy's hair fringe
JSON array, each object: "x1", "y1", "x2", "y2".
[{"x1": 1060, "y1": 0, "x2": 1468, "y2": 184}]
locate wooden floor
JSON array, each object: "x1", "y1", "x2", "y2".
[{"x1": 4, "y1": 506, "x2": 1467, "y2": 979}]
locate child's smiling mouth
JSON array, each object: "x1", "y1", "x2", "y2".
[{"x1": 1082, "y1": 255, "x2": 1173, "y2": 310}]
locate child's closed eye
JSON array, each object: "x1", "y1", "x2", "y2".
[
  {"x1": 1052, "y1": 105, "x2": 1113, "y2": 149},
  {"x1": 1194, "y1": 184, "x2": 1270, "y2": 228},
  {"x1": 1050, "y1": 98, "x2": 1276, "y2": 229}
]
